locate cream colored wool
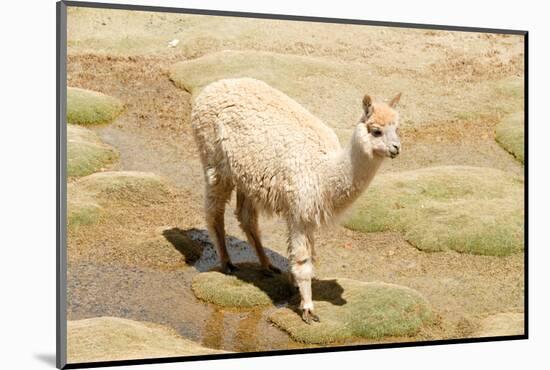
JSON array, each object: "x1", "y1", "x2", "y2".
[{"x1": 191, "y1": 78, "x2": 401, "y2": 322}]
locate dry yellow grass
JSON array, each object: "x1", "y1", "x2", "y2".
[
  {"x1": 67, "y1": 317, "x2": 227, "y2": 363},
  {"x1": 475, "y1": 313, "x2": 524, "y2": 337},
  {"x1": 269, "y1": 278, "x2": 432, "y2": 344},
  {"x1": 67, "y1": 8, "x2": 523, "y2": 72},
  {"x1": 124, "y1": 227, "x2": 203, "y2": 270},
  {"x1": 344, "y1": 166, "x2": 524, "y2": 256}
]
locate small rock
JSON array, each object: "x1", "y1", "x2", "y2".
[{"x1": 168, "y1": 39, "x2": 179, "y2": 48}]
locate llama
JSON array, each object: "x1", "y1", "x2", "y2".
[{"x1": 191, "y1": 78, "x2": 402, "y2": 323}]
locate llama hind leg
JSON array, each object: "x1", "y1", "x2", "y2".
[
  {"x1": 288, "y1": 223, "x2": 319, "y2": 324},
  {"x1": 205, "y1": 182, "x2": 235, "y2": 273},
  {"x1": 235, "y1": 191, "x2": 281, "y2": 275}
]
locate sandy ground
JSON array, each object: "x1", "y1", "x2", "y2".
[{"x1": 66, "y1": 7, "x2": 525, "y2": 357}]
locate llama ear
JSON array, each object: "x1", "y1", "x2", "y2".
[
  {"x1": 362, "y1": 94, "x2": 374, "y2": 119},
  {"x1": 389, "y1": 93, "x2": 402, "y2": 108}
]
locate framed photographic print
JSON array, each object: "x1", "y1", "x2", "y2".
[{"x1": 56, "y1": 1, "x2": 527, "y2": 368}]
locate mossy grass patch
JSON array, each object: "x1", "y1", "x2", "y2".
[
  {"x1": 67, "y1": 87, "x2": 124, "y2": 125},
  {"x1": 68, "y1": 124, "x2": 119, "y2": 177},
  {"x1": 191, "y1": 263, "x2": 293, "y2": 307},
  {"x1": 496, "y1": 112, "x2": 524, "y2": 163},
  {"x1": 269, "y1": 278, "x2": 432, "y2": 344},
  {"x1": 67, "y1": 186, "x2": 102, "y2": 227},
  {"x1": 170, "y1": 50, "x2": 343, "y2": 97},
  {"x1": 67, "y1": 171, "x2": 173, "y2": 229},
  {"x1": 76, "y1": 171, "x2": 172, "y2": 205},
  {"x1": 494, "y1": 76, "x2": 525, "y2": 100},
  {"x1": 169, "y1": 50, "x2": 356, "y2": 131},
  {"x1": 344, "y1": 166, "x2": 524, "y2": 256},
  {"x1": 67, "y1": 317, "x2": 226, "y2": 363}
]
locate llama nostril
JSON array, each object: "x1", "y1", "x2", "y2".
[{"x1": 392, "y1": 144, "x2": 400, "y2": 154}]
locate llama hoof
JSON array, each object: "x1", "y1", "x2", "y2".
[
  {"x1": 262, "y1": 264, "x2": 282, "y2": 276},
  {"x1": 301, "y1": 309, "x2": 320, "y2": 324},
  {"x1": 221, "y1": 262, "x2": 238, "y2": 274}
]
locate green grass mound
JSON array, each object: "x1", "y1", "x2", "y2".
[
  {"x1": 496, "y1": 112, "x2": 524, "y2": 163},
  {"x1": 269, "y1": 278, "x2": 432, "y2": 344},
  {"x1": 495, "y1": 76, "x2": 524, "y2": 100},
  {"x1": 169, "y1": 50, "x2": 375, "y2": 131},
  {"x1": 76, "y1": 171, "x2": 172, "y2": 205},
  {"x1": 344, "y1": 166, "x2": 524, "y2": 256},
  {"x1": 68, "y1": 171, "x2": 173, "y2": 229},
  {"x1": 68, "y1": 124, "x2": 119, "y2": 177},
  {"x1": 170, "y1": 50, "x2": 343, "y2": 98},
  {"x1": 67, "y1": 317, "x2": 226, "y2": 363},
  {"x1": 67, "y1": 87, "x2": 124, "y2": 125},
  {"x1": 192, "y1": 263, "x2": 293, "y2": 307},
  {"x1": 67, "y1": 186, "x2": 102, "y2": 227}
]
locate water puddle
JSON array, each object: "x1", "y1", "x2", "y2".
[
  {"x1": 67, "y1": 227, "x2": 308, "y2": 353},
  {"x1": 185, "y1": 228, "x2": 289, "y2": 273}
]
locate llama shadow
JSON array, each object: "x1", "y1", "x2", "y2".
[
  {"x1": 284, "y1": 279, "x2": 347, "y2": 317},
  {"x1": 312, "y1": 279, "x2": 347, "y2": 306},
  {"x1": 162, "y1": 227, "x2": 346, "y2": 307},
  {"x1": 162, "y1": 228, "x2": 203, "y2": 264},
  {"x1": 167, "y1": 227, "x2": 290, "y2": 273}
]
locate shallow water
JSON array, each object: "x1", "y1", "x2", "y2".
[
  {"x1": 186, "y1": 228, "x2": 289, "y2": 273},
  {"x1": 67, "y1": 228, "x2": 307, "y2": 353}
]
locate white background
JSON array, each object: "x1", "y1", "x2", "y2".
[{"x1": 1, "y1": 0, "x2": 547, "y2": 369}]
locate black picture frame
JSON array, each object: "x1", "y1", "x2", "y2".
[{"x1": 57, "y1": 1, "x2": 528, "y2": 368}]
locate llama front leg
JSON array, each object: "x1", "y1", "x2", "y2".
[{"x1": 288, "y1": 225, "x2": 319, "y2": 324}]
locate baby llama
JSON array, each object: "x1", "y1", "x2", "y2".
[{"x1": 191, "y1": 78, "x2": 402, "y2": 323}]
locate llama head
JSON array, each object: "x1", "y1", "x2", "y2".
[{"x1": 357, "y1": 93, "x2": 402, "y2": 159}]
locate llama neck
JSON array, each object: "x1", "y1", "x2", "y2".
[{"x1": 322, "y1": 130, "x2": 384, "y2": 215}]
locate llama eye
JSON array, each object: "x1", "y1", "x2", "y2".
[{"x1": 372, "y1": 129, "x2": 383, "y2": 137}]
